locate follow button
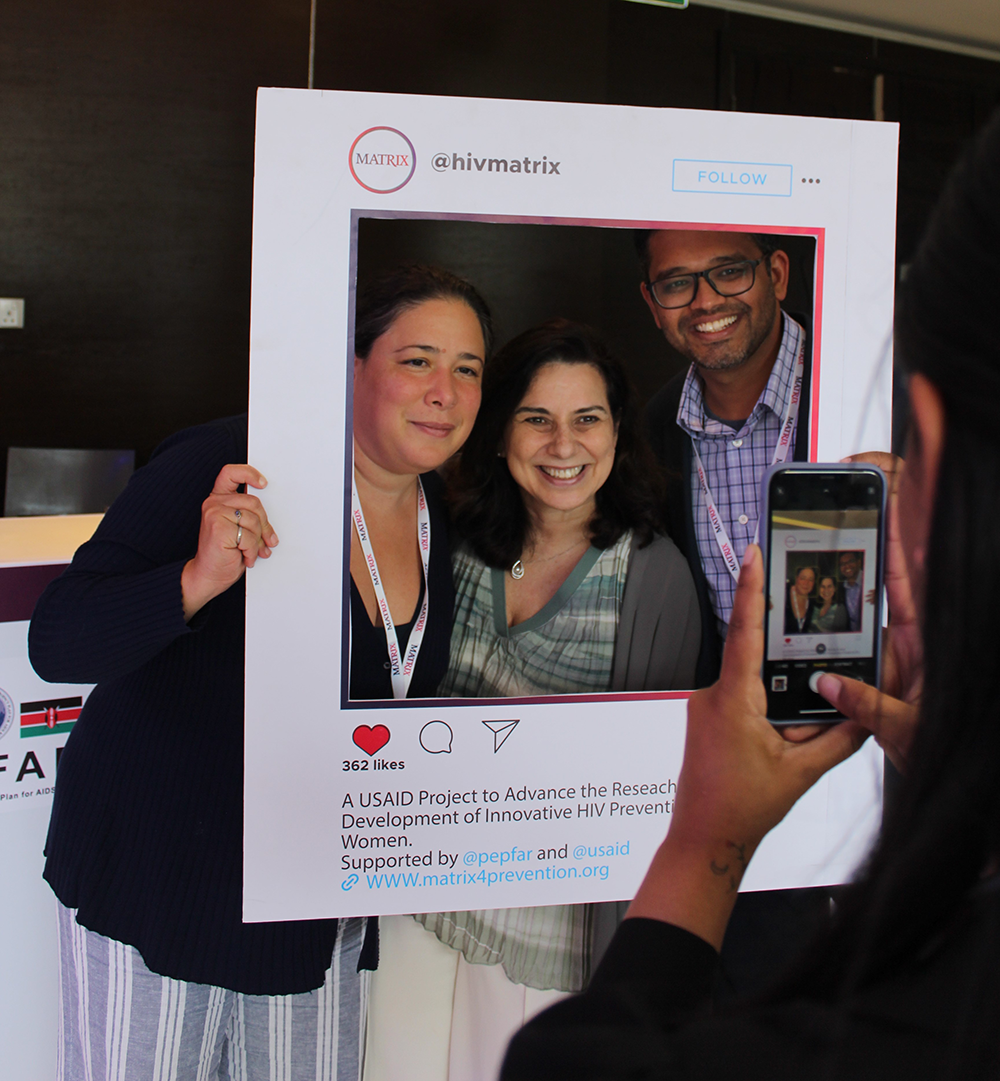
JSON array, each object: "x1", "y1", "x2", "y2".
[{"x1": 672, "y1": 159, "x2": 793, "y2": 197}]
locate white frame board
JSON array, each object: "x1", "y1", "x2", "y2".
[{"x1": 245, "y1": 89, "x2": 897, "y2": 921}]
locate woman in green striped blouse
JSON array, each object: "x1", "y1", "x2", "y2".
[{"x1": 364, "y1": 320, "x2": 701, "y2": 1081}]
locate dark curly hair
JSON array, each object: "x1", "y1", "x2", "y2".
[
  {"x1": 354, "y1": 263, "x2": 494, "y2": 360},
  {"x1": 448, "y1": 319, "x2": 666, "y2": 567},
  {"x1": 775, "y1": 111, "x2": 1000, "y2": 1072}
]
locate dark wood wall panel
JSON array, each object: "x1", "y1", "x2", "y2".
[
  {"x1": 0, "y1": 0, "x2": 997, "y2": 485},
  {"x1": 314, "y1": 0, "x2": 609, "y2": 104},
  {"x1": 0, "y1": 0, "x2": 309, "y2": 466},
  {"x1": 609, "y1": 2, "x2": 1000, "y2": 269}
]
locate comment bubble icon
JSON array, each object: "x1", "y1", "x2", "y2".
[{"x1": 419, "y1": 720, "x2": 453, "y2": 754}]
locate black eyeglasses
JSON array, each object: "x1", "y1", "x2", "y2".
[{"x1": 646, "y1": 258, "x2": 765, "y2": 310}]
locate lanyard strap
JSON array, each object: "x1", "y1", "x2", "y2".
[
  {"x1": 691, "y1": 337, "x2": 806, "y2": 584},
  {"x1": 351, "y1": 474, "x2": 431, "y2": 700}
]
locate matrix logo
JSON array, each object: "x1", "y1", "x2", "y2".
[{"x1": 349, "y1": 127, "x2": 416, "y2": 194}]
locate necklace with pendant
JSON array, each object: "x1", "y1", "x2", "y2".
[{"x1": 510, "y1": 538, "x2": 588, "y2": 580}]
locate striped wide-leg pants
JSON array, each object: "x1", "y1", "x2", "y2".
[{"x1": 56, "y1": 903, "x2": 369, "y2": 1081}]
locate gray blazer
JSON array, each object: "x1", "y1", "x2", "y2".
[
  {"x1": 595, "y1": 532, "x2": 702, "y2": 966},
  {"x1": 610, "y1": 532, "x2": 701, "y2": 693}
]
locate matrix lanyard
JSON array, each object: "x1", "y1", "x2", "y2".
[
  {"x1": 691, "y1": 337, "x2": 805, "y2": 585},
  {"x1": 351, "y1": 474, "x2": 431, "y2": 700}
]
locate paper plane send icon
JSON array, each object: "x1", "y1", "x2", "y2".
[{"x1": 482, "y1": 719, "x2": 519, "y2": 753}]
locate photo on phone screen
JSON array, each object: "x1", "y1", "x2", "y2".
[{"x1": 762, "y1": 466, "x2": 885, "y2": 723}]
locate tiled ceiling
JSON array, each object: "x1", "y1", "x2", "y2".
[{"x1": 692, "y1": 0, "x2": 1000, "y2": 53}]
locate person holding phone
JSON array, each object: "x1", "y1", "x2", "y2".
[{"x1": 502, "y1": 104, "x2": 1000, "y2": 1081}]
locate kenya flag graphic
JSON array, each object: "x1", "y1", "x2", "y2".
[{"x1": 20, "y1": 696, "x2": 83, "y2": 738}]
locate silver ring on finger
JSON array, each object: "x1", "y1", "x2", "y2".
[{"x1": 236, "y1": 524, "x2": 243, "y2": 547}]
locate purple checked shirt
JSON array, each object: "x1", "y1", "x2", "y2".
[{"x1": 676, "y1": 313, "x2": 805, "y2": 639}]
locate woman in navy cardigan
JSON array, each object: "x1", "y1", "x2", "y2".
[
  {"x1": 30, "y1": 416, "x2": 375, "y2": 1080},
  {"x1": 30, "y1": 263, "x2": 494, "y2": 1081}
]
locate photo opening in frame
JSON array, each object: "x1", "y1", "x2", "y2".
[{"x1": 343, "y1": 211, "x2": 821, "y2": 709}]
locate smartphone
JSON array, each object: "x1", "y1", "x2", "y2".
[{"x1": 760, "y1": 463, "x2": 886, "y2": 724}]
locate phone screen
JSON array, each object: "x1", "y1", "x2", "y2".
[{"x1": 763, "y1": 467, "x2": 885, "y2": 723}]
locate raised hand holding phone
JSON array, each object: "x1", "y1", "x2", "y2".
[
  {"x1": 815, "y1": 452, "x2": 922, "y2": 770},
  {"x1": 627, "y1": 545, "x2": 868, "y2": 949}
]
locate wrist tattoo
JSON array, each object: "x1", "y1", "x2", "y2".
[{"x1": 709, "y1": 842, "x2": 748, "y2": 893}]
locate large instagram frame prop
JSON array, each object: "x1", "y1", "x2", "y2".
[{"x1": 245, "y1": 89, "x2": 897, "y2": 921}]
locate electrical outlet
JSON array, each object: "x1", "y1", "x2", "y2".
[{"x1": 0, "y1": 299, "x2": 24, "y2": 328}]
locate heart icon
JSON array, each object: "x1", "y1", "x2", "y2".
[{"x1": 353, "y1": 724, "x2": 390, "y2": 756}]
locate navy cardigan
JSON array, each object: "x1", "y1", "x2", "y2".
[{"x1": 30, "y1": 415, "x2": 340, "y2": 994}]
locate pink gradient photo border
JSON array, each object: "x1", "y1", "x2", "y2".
[{"x1": 343, "y1": 209, "x2": 825, "y2": 709}]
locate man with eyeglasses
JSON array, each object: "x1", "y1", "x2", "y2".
[
  {"x1": 635, "y1": 229, "x2": 819, "y2": 1000},
  {"x1": 636, "y1": 229, "x2": 811, "y2": 684}
]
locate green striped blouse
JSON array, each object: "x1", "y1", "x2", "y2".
[{"x1": 414, "y1": 533, "x2": 632, "y2": 992}]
